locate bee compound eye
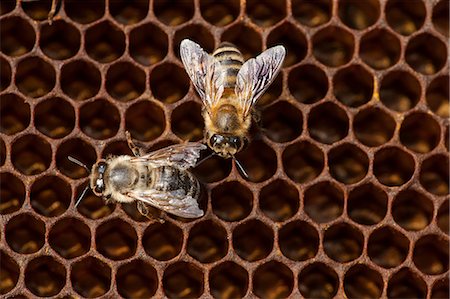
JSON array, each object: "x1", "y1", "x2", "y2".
[{"x1": 210, "y1": 134, "x2": 224, "y2": 146}]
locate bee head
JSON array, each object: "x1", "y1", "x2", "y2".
[
  {"x1": 91, "y1": 160, "x2": 108, "y2": 196},
  {"x1": 208, "y1": 134, "x2": 248, "y2": 158}
]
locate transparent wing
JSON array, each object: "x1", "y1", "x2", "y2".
[
  {"x1": 235, "y1": 45, "x2": 286, "y2": 116},
  {"x1": 180, "y1": 39, "x2": 225, "y2": 113}
]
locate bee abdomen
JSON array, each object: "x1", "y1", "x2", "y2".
[
  {"x1": 213, "y1": 42, "x2": 243, "y2": 88},
  {"x1": 153, "y1": 166, "x2": 200, "y2": 199}
]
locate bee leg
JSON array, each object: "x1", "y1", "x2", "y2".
[
  {"x1": 48, "y1": 0, "x2": 61, "y2": 24},
  {"x1": 126, "y1": 131, "x2": 144, "y2": 157},
  {"x1": 137, "y1": 202, "x2": 166, "y2": 223}
]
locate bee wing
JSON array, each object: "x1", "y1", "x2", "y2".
[
  {"x1": 235, "y1": 45, "x2": 286, "y2": 117},
  {"x1": 180, "y1": 39, "x2": 225, "y2": 114}
]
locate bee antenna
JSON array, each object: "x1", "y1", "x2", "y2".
[
  {"x1": 74, "y1": 185, "x2": 89, "y2": 208},
  {"x1": 68, "y1": 156, "x2": 90, "y2": 173},
  {"x1": 233, "y1": 157, "x2": 249, "y2": 180},
  {"x1": 195, "y1": 152, "x2": 215, "y2": 167}
]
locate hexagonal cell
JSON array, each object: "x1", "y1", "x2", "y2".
[
  {"x1": 150, "y1": 63, "x2": 189, "y2": 104},
  {"x1": 16, "y1": 56, "x2": 56, "y2": 98},
  {"x1": 348, "y1": 183, "x2": 387, "y2": 225},
  {"x1": 76, "y1": 183, "x2": 115, "y2": 219},
  {"x1": 1, "y1": 250, "x2": 19, "y2": 294},
  {"x1": 11, "y1": 134, "x2": 52, "y2": 175},
  {"x1": 387, "y1": 268, "x2": 427, "y2": 299},
  {"x1": 433, "y1": 0, "x2": 449, "y2": 37},
  {"x1": 368, "y1": 226, "x2": 409, "y2": 268},
  {"x1": 209, "y1": 261, "x2": 248, "y2": 299},
  {"x1": 298, "y1": 263, "x2": 338, "y2": 299},
  {"x1": 49, "y1": 217, "x2": 90, "y2": 259},
  {"x1": 116, "y1": 260, "x2": 158, "y2": 299},
  {"x1": 25, "y1": 256, "x2": 65, "y2": 297},
  {"x1": 253, "y1": 261, "x2": 294, "y2": 298},
  {"x1": 163, "y1": 262, "x2": 204, "y2": 298},
  {"x1": 283, "y1": 140, "x2": 324, "y2": 184},
  {"x1": 233, "y1": 219, "x2": 273, "y2": 262},
  {"x1": 0, "y1": 56, "x2": 11, "y2": 91},
  {"x1": 6, "y1": 213, "x2": 45, "y2": 254},
  {"x1": 56, "y1": 138, "x2": 97, "y2": 179},
  {"x1": 304, "y1": 181, "x2": 344, "y2": 223},
  {"x1": 200, "y1": 0, "x2": 239, "y2": 27},
  {"x1": 0, "y1": 93, "x2": 30, "y2": 135},
  {"x1": 400, "y1": 112, "x2": 441, "y2": 154},
  {"x1": 413, "y1": 235, "x2": 449, "y2": 275},
  {"x1": 65, "y1": 0, "x2": 105, "y2": 24},
  {"x1": 328, "y1": 143, "x2": 369, "y2": 185},
  {"x1": 80, "y1": 99, "x2": 120, "y2": 140},
  {"x1": 432, "y1": 277, "x2": 450, "y2": 299},
  {"x1": 292, "y1": 0, "x2": 331, "y2": 27},
  {"x1": 427, "y1": 75, "x2": 449, "y2": 118},
  {"x1": 102, "y1": 140, "x2": 133, "y2": 157},
  {"x1": 0, "y1": 16, "x2": 35, "y2": 57},
  {"x1": 0, "y1": 0, "x2": 15, "y2": 15},
  {"x1": 333, "y1": 64, "x2": 374, "y2": 108},
  {"x1": 125, "y1": 101, "x2": 165, "y2": 142},
  {"x1": 344, "y1": 264, "x2": 383, "y2": 299},
  {"x1": 323, "y1": 222, "x2": 363, "y2": 263},
  {"x1": 130, "y1": 23, "x2": 168, "y2": 66},
  {"x1": 143, "y1": 221, "x2": 183, "y2": 261},
  {"x1": 386, "y1": 0, "x2": 426, "y2": 36},
  {"x1": 420, "y1": 154, "x2": 449, "y2": 196},
  {"x1": 173, "y1": 24, "x2": 215, "y2": 61},
  {"x1": 359, "y1": 29, "x2": 401, "y2": 70},
  {"x1": 171, "y1": 101, "x2": 204, "y2": 142},
  {"x1": 222, "y1": 24, "x2": 262, "y2": 60},
  {"x1": 308, "y1": 102, "x2": 349, "y2": 144},
  {"x1": 374, "y1": 147, "x2": 415, "y2": 187},
  {"x1": 0, "y1": 172, "x2": 25, "y2": 214},
  {"x1": 262, "y1": 101, "x2": 302, "y2": 143},
  {"x1": 96, "y1": 218, "x2": 138, "y2": 260},
  {"x1": 153, "y1": 0, "x2": 194, "y2": 26},
  {"x1": 20, "y1": 0, "x2": 53, "y2": 20},
  {"x1": 210, "y1": 181, "x2": 252, "y2": 222},
  {"x1": 437, "y1": 200, "x2": 449, "y2": 235},
  {"x1": 279, "y1": 220, "x2": 319, "y2": 261},
  {"x1": 71, "y1": 256, "x2": 111, "y2": 298},
  {"x1": 312, "y1": 26, "x2": 354, "y2": 67},
  {"x1": 0, "y1": 137, "x2": 5, "y2": 166},
  {"x1": 61, "y1": 60, "x2": 101, "y2": 101},
  {"x1": 106, "y1": 61, "x2": 145, "y2": 102},
  {"x1": 405, "y1": 33, "x2": 447, "y2": 75},
  {"x1": 259, "y1": 179, "x2": 299, "y2": 222},
  {"x1": 109, "y1": 0, "x2": 148, "y2": 25},
  {"x1": 246, "y1": 0, "x2": 285, "y2": 27},
  {"x1": 380, "y1": 70, "x2": 421, "y2": 112},
  {"x1": 235, "y1": 140, "x2": 277, "y2": 182},
  {"x1": 30, "y1": 175, "x2": 71, "y2": 217},
  {"x1": 40, "y1": 20, "x2": 80, "y2": 60},
  {"x1": 35, "y1": 97, "x2": 75, "y2": 138},
  {"x1": 288, "y1": 64, "x2": 328, "y2": 104},
  {"x1": 339, "y1": 0, "x2": 380, "y2": 30},
  {"x1": 267, "y1": 22, "x2": 307, "y2": 67},
  {"x1": 192, "y1": 155, "x2": 232, "y2": 183},
  {"x1": 354, "y1": 107, "x2": 395, "y2": 147},
  {"x1": 85, "y1": 21, "x2": 125, "y2": 63},
  {"x1": 187, "y1": 220, "x2": 228, "y2": 263}
]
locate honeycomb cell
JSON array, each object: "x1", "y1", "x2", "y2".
[
  {"x1": 173, "y1": 24, "x2": 215, "y2": 61},
  {"x1": 143, "y1": 221, "x2": 183, "y2": 261},
  {"x1": 373, "y1": 147, "x2": 415, "y2": 187},
  {"x1": 233, "y1": 219, "x2": 273, "y2": 262},
  {"x1": 209, "y1": 261, "x2": 248, "y2": 299},
  {"x1": 40, "y1": 20, "x2": 80, "y2": 60},
  {"x1": 323, "y1": 222, "x2": 363, "y2": 263},
  {"x1": 56, "y1": 138, "x2": 97, "y2": 179},
  {"x1": 0, "y1": 250, "x2": 19, "y2": 294},
  {"x1": 432, "y1": 277, "x2": 450, "y2": 299},
  {"x1": 222, "y1": 24, "x2": 262, "y2": 60},
  {"x1": 329, "y1": 143, "x2": 369, "y2": 185},
  {"x1": 419, "y1": 154, "x2": 449, "y2": 196},
  {"x1": 49, "y1": 217, "x2": 90, "y2": 259},
  {"x1": 288, "y1": 64, "x2": 328, "y2": 104},
  {"x1": 368, "y1": 226, "x2": 409, "y2": 268},
  {"x1": 25, "y1": 256, "x2": 65, "y2": 297},
  {"x1": 413, "y1": 235, "x2": 449, "y2": 275},
  {"x1": 150, "y1": 63, "x2": 189, "y2": 104},
  {"x1": 387, "y1": 268, "x2": 427, "y2": 299},
  {"x1": 0, "y1": 173, "x2": 25, "y2": 214},
  {"x1": 253, "y1": 261, "x2": 294, "y2": 299},
  {"x1": 109, "y1": 0, "x2": 148, "y2": 25},
  {"x1": 344, "y1": 264, "x2": 383, "y2": 299},
  {"x1": 76, "y1": 183, "x2": 115, "y2": 219},
  {"x1": 200, "y1": 0, "x2": 239, "y2": 27},
  {"x1": 437, "y1": 200, "x2": 449, "y2": 235},
  {"x1": 259, "y1": 179, "x2": 299, "y2": 222},
  {"x1": 80, "y1": 99, "x2": 120, "y2": 140},
  {"x1": 292, "y1": 0, "x2": 331, "y2": 27},
  {"x1": 163, "y1": 262, "x2": 204, "y2": 298},
  {"x1": 16, "y1": 56, "x2": 56, "y2": 98},
  {"x1": 339, "y1": 0, "x2": 380, "y2": 30},
  {"x1": 125, "y1": 101, "x2": 165, "y2": 141},
  {"x1": 258, "y1": 73, "x2": 282, "y2": 107},
  {"x1": 246, "y1": 0, "x2": 286, "y2": 27},
  {"x1": 35, "y1": 97, "x2": 75, "y2": 138},
  {"x1": 262, "y1": 101, "x2": 303, "y2": 143},
  {"x1": 211, "y1": 181, "x2": 253, "y2": 222},
  {"x1": 187, "y1": 220, "x2": 228, "y2": 263},
  {"x1": 116, "y1": 260, "x2": 158, "y2": 299},
  {"x1": 405, "y1": 33, "x2": 447, "y2": 75},
  {"x1": 65, "y1": 0, "x2": 105, "y2": 24},
  {"x1": 304, "y1": 181, "x2": 344, "y2": 223},
  {"x1": 308, "y1": 102, "x2": 349, "y2": 144},
  {"x1": 433, "y1": 0, "x2": 449, "y2": 37},
  {"x1": 427, "y1": 75, "x2": 449, "y2": 118},
  {"x1": 5, "y1": 213, "x2": 45, "y2": 254},
  {"x1": 71, "y1": 256, "x2": 111, "y2": 298},
  {"x1": 387, "y1": 0, "x2": 426, "y2": 36},
  {"x1": 0, "y1": 56, "x2": 11, "y2": 91},
  {"x1": 333, "y1": 64, "x2": 374, "y2": 108},
  {"x1": 312, "y1": 26, "x2": 354, "y2": 67},
  {"x1": 85, "y1": 21, "x2": 125, "y2": 64},
  {"x1": 171, "y1": 101, "x2": 204, "y2": 142},
  {"x1": 235, "y1": 140, "x2": 277, "y2": 182},
  {"x1": 106, "y1": 61, "x2": 145, "y2": 102},
  {"x1": 298, "y1": 263, "x2": 338, "y2": 299},
  {"x1": 380, "y1": 70, "x2": 421, "y2": 112},
  {"x1": 0, "y1": 16, "x2": 35, "y2": 57},
  {"x1": 192, "y1": 155, "x2": 232, "y2": 183},
  {"x1": 354, "y1": 107, "x2": 395, "y2": 147},
  {"x1": 279, "y1": 220, "x2": 319, "y2": 261},
  {"x1": 0, "y1": 0, "x2": 15, "y2": 15},
  {"x1": 30, "y1": 175, "x2": 71, "y2": 217},
  {"x1": 400, "y1": 112, "x2": 440, "y2": 153},
  {"x1": 129, "y1": 23, "x2": 168, "y2": 66},
  {"x1": 11, "y1": 134, "x2": 51, "y2": 175},
  {"x1": 61, "y1": 60, "x2": 101, "y2": 101},
  {"x1": 267, "y1": 22, "x2": 307, "y2": 67},
  {"x1": 348, "y1": 183, "x2": 387, "y2": 225},
  {"x1": 20, "y1": 0, "x2": 53, "y2": 20},
  {"x1": 96, "y1": 218, "x2": 138, "y2": 260},
  {"x1": 360, "y1": 29, "x2": 401, "y2": 70},
  {"x1": 0, "y1": 138, "x2": 5, "y2": 166},
  {"x1": 283, "y1": 141, "x2": 324, "y2": 184},
  {"x1": 154, "y1": 0, "x2": 194, "y2": 26},
  {"x1": 0, "y1": 93, "x2": 30, "y2": 135},
  {"x1": 103, "y1": 140, "x2": 133, "y2": 157}
]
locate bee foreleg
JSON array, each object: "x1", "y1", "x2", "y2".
[{"x1": 126, "y1": 131, "x2": 144, "y2": 157}]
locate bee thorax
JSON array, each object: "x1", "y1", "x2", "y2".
[
  {"x1": 214, "y1": 105, "x2": 240, "y2": 133},
  {"x1": 109, "y1": 165, "x2": 138, "y2": 190}
]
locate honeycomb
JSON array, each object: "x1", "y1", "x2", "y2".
[{"x1": 0, "y1": 0, "x2": 448, "y2": 298}]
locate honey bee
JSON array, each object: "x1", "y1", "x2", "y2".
[
  {"x1": 70, "y1": 132, "x2": 205, "y2": 219},
  {"x1": 180, "y1": 39, "x2": 285, "y2": 159}
]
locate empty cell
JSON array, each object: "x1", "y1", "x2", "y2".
[
  {"x1": 109, "y1": 0, "x2": 148, "y2": 25},
  {"x1": 323, "y1": 222, "x2": 363, "y2": 263},
  {"x1": 200, "y1": 0, "x2": 239, "y2": 27},
  {"x1": 173, "y1": 24, "x2": 215, "y2": 61},
  {"x1": 400, "y1": 112, "x2": 440, "y2": 153},
  {"x1": 130, "y1": 23, "x2": 168, "y2": 66},
  {"x1": 406, "y1": 33, "x2": 447, "y2": 75},
  {"x1": 292, "y1": 0, "x2": 331, "y2": 27},
  {"x1": 0, "y1": 250, "x2": 19, "y2": 294},
  {"x1": 333, "y1": 64, "x2": 374, "y2": 108},
  {"x1": 192, "y1": 155, "x2": 232, "y2": 183},
  {"x1": 373, "y1": 147, "x2": 415, "y2": 187},
  {"x1": 368, "y1": 226, "x2": 409, "y2": 268},
  {"x1": 6, "y1": 213, "x2": 45, "y2": 254},
  {"x1": 49, "y1": 217, "x2": 90, "y2": 259},
  {"x1": 76, "y1": 183, "x2": 115, "y2": 219},
  {"x1": 308, "y1": 102, "x2": 349, "y2": 144},
  {"x1": 163, "y1": 262, "x2": 204, "y2": 298},
  {"x1": 348, "y1": 183, "x2": 387, "y2": 225},
  {"x1": 222, "y1": 24, "x2": 262, "y2": 60},
  {"x1": 258, "y1": 73, "x2": 282, "y2": 107},
  {"x1": 279, "y1": 220, "x2": 319, "y2": 261},
  {"x1": 283, "y1": 141, "x2": 324, "y2": 183},
  {"x1": 259, "y1": 179, "x2": 299, "y2": 222},
  {"x1": 150, "y1": 63, "x2": 189, "y2": 104},
  {"x1": 344, "y1": 264, "x2": 383, "y2": 299},
  {"x1": 262, "y1": 101, "x2": 303, "y2": 143},
  {"x1": 380, "y1": 70, "x2": 421, "y2": 112},
  {"x1": 427, "y1": 75, "x2": 449, "y2": 118},
  {"x1": 71, "y1": 256, "x2": 111, "y2": 298},
  {"x1": 25, "y1": 256, "x2": 65, "y2": 297},
  {"x1": 20, "y1": 0, "x2": 52, "y2": 20},
  {"x1": 209, "y1": 261, "x2": 248, "y2": 299},
  {"x1": 386, "y1": 0, "x2": 426, "y2": 36},
  {"x1": 298, "y1": 263, "x2": 338, "y2": 299},
  {"x1": 106, "y1": 61, "x2": 146, "y2": 102},
  {"x1": 339, "y1": 0, "x2": 380, "y2": 30},
  {"x1": 420, "y1": 154, "x2": 449, "y2": 196},
  {"x1": 11, "y1": 134, "x2": 51, "y2": 175},
  {"x1": 433, "y1": 0, "x2": 449, "y2": 37},
  {"x1": 16, "y1": 56, "x2": 56, "y2": 98},
  {"x1": 187, "y1": 220, "x2": 228, "y2": 263},
  {"x1": 143, "y1": 221, "x2": 183, "y2": 261},
  {"x1": 312, "y1": 26, "x2": 354, "y2": 67},
  {"x1": 35, "y1": 97, "x2": 75, "y2": 138},
  {"x1": 153, "y1": 0, "x2": 194, "y2": 26},
  {"x1": 30, "y1": 175, "x2": 71, "y2": 217},
  {"x1": 116, "y1": 260, "x2": 158, "y2": 299},
  {"x1": 288, "y1": 64, "x2": 328, "y2": 104},
  {"x1": 40, "y1": 20, "x2": 80, "y2": 60},
  {"x1": 354, "y1": 107, "x2": 395, "y2": 147},
  {"x1": 233, "y1": 219, "x2": 273, "y2": 262},
  {"x1": 61, "y1": 60, "x2": 101, "y2": 101},
  {"x1": 432, "y1": 278, "x2": 450, "y2": 299},
  {"x1": 0, "y1": 173, "x2": 25, "y2": 215},
  {"x1": 246, "y1": 0, "x2": 285, "y2": 27},
  {"x1": 85, "y1": 21, "x2": 125, "y2": 63},
  {"x1": 171, "y1": 101, "x2": 204, "y2": 142},
  {"x1": 125, "y1": 101, "x2": 165, "y2": 141},
  {"x1": 0, "y1": 0, "x2": 15, "y2": 15},
  {"x1": 1, "y1": 56, "x2": 11, "y2": 91},
  {"x1": 80, "y1": 99, "x2": 120, "y2": 140},
  {"x1": 103, "y1": 140, "x2": 133, "y2": 157},
  {"x1": 65, "y1": 0, "x2": 104, "y2": 24},
  {"x1": 211, "y1": 181, "x2": 252, "y2": 222},
  {"x1": 236, "y1": 140, "x2": 277, "y2": 182},
  {"x1": 413, "y1": 235, "x2": 449, "y2": 275},
  {"x1": 328, "y1": 143, "x2": 369, "y2": 185},
  {"x1": 0, "y1": 16, "x2": 35, "y2": 57},
  {"x1": 253, "y1": 261, "x2": 294, "y2": 299},
  {"x1": 437, "y1": 200, "x2": 449, "y2": 235},
  {"x1": 360, "y1": 29, "x2": 401, "y2": 70},
  {"x1": 0, "y1": 93, "x2": 30, "y2": 135},
  {"x1": 304, "y1": 181, "x2": 344, "y2": 223},
  {"x1": 387, "y1": 268, "x2": 427, "y2": 299},
  {"x1": 0, "y1": 138, "x2": 5, "y2": 166},
  {"x1": 267, "y1": 22, "x2": 307, "y2": 67},
  {"x1": 56, "y1": 138, "x2": 97, "y2": 179},
  {"x1": 95, "y1": 218, "x2": 138, "y2": 260}
]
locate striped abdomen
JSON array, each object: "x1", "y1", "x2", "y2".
[
  {"x1": 150, "y1": 166, "x2": 200, "y2": 200},
  {"x1": 213, "y1": 42, "x2": 244, "y2": 89}
]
